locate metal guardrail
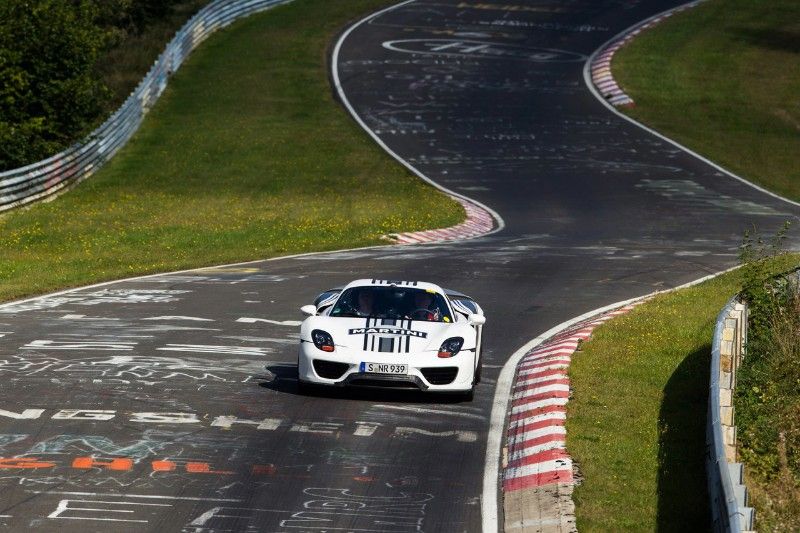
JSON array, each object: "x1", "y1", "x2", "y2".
[
  {"x1": 0, "y1": 0, "x2": 290, "y2": 212},
  {"x1": 707, "y1": 297, "x2": 754, "y2": 532}
]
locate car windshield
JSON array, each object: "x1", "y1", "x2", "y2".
[{"x1": 330, "y1": 286, "x2": 453, "y2": 322}]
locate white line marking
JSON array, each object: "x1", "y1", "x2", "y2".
[
  {"x1": 0, "y1": 4, "x2": 748, "y2": 533},
  {"x1": 520, "y1": 353, "x2": 573, "y2": 366},
  {"x1": 484, "y1": 268, "x2": 735, "y2": 533},
  {"x1": 518, "y1": 363, "x2": 570, "y2": 376},
  {"x1": 331, "y1": 0, "x2": 505, "y2": 240},
  {"x1": 508, "y1": 411, "x2": 567, "y2": 430},
  {"x1": 142, "y1": 316, "x2": 214, "y2": 322},
  {"x1": 512, "y1": 384, "x2": 570, "y2": 400},
  {"x1": 511, "y1": 397, "x2": 570, "y2": 415},
  {"x1": 59, "y1": 315, "x2": 120, "y2": 320},
  {"x1": 372, "y1": 404, "x2": 485, "y2": 420},
  {"x1": 31, "y1": 491, "x2": 241, "y2": 502},
  {"x1": 582, "y1": 1, "x2": 800, "y2": 211},
  {"x1": 156, "y1": 344, "x2": 270, "y2": 356},
  {"x1": 48, "y1": 499, "x2": 171, "y2": 522},
  {"x1": 513, "y1": 374, "x2": 569, "y2": 388},
  {"x1": 507, "y1": 426, "x2": 567, "y2": 446},
  {"x1": 21, "y1": 340, "x2": 136, "y2": 351},
  {"x1": 394, "y1": 427, "x2": 477, "y2": 442},
  {"x1": 507, "y1": 442, "x2": 568, "y2": 462},
  {"x1": 236, "y1": 317, "x2": 302, "y2": 326}
]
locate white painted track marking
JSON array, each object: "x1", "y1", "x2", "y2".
[
  {"x1": 0, "y1": 0, "x2": 758, "y2": 530},
  {"x1": 483, "y1": 268, "x2": 734, "y2": 532},
  {"x1": 583, "y1": 0, "x2": 800, "y2": 211},
  {"x1": 32, "y1": 491, "x2": 242, "y2": 502},
  {"x1": 371, "y1": 404, "x2": 486, "y2": 420},
  {"x1": 142, "y1": 316, "x2": 214, "y2": 321},
  {"x1": 236, "y1": 317, "x2": 302, "y2": 326},
  {"x1": 330, "y1": 0, "x2": 506, "y2": 240}
]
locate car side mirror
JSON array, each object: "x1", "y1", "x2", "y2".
[
  {"x1": 468, "y1": 314, "x2": 486, "y2": 326},
  {"x1": 300, "y1": 305, "x2": 317, "y2": 316}
]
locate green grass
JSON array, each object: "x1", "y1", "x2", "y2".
[
  {"x1": 0, "y1": 0, "x2": 464, "y2": 303},
  {"x1": 566, "y1": 256, "x2": 798, "y2": 531},
  {"x1": 602, "y1": 1, "x2": 800, "y2": 527},
  {"x1": 613, "y1": 0, "x2": 800, "y2": 201}
]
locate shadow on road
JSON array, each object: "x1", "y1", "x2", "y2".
[{"x1": 260, "y1": 363, "x2": 470, "y2": 404}]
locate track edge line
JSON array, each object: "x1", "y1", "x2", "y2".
[
  {"x1": 581, "y1": 0, "x2": 800, "y2": 211},
  {"x1": 483, "y1": 266, "x2": 737, "y2": 533}
]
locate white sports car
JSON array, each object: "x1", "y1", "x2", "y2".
[{"x1": 297, "y1": 279, "x2": 485, "y2": 400}]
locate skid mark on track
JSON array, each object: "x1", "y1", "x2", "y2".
[
  {"x1": 370, "y1": 404, "x2": 485, "y2": 420},
  {"x1": 0, "y1": 289, "x2": 191, "y2": 315},
  {"x1": 636, "y1": 179, "x2": 787, "y2": 216}
]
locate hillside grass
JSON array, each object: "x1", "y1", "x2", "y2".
[
  {"x1": 567, "y1": 256, "x2": 798, "y2": 531},
  {"x1": 0, "y1": 0, "x2": 464, "y2": 303},
  {"x1": 613, "y1": 0, "x2": 800, "y2": 201},
  {"x1": 603, "y1": 0, "x2": 800, "y2": 528}
]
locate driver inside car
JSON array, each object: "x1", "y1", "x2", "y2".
[
  {"x1": 410, "y1": 290, "x2": 441, "y2": 321},
  {"x1": 354, "y1": 289, "x2": 375, "y2": 317}
]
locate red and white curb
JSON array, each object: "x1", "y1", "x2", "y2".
[
  {"x1": 332, "y1": 0, "x2": 503, "y2": 247},
  {"x1": 501, "y1": 304, "x2": 637, "y2": 493},
  {"x1": 589, "y1": 1, "x2": 704, "y2": 107},
  {"x1": 385, "y1": 197, "x2": 496, "y2": 244}
]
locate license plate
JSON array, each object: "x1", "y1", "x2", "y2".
[{"x1": 360, "y1": 362, "x2": 408, "y2": 375}]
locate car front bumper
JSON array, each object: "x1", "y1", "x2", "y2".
[{"x1": 298, "y1": 346, "x2": 475, "y2": 392}]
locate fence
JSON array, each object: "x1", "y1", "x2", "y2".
[
  {"x1": 0, "y1": 0, "x2": 290, "y2": 213},
  {"x1": 707, "y1": 297, "x2": 754, "y2": 532}
]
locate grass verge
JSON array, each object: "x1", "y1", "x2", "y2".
[
  {"x1": 0, "y1": 0, "x2": 464, "y2": 303},
  {"x1": 566, "y1": 255, "x2": 798, "y2": 531},
  {"x1": 612, "y1": 0, "x2": 800, "y2": 201}
]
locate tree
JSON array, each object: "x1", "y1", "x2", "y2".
[{"x1": 0, "y1": 0, "x2": 110, "y2": 170}]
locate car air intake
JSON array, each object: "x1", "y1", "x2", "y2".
[
  {"x1": 349, "y1": 378, "x2": 420, "y2": 389},
  {"x1": 313, "y1": 360, "x2": 349, "y2": 379},
  {"x1": 420, "y1": 367, "x2": 458, "y2": 385}
]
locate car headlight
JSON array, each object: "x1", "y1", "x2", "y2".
[
  {"x1": 311, "y1": 329, "x2": 335, "y2": 352},
  {"x1": 438, "y1": 337, "x2": 463, "y2": 358}
]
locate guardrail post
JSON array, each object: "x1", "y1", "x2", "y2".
[{"x1": 708, "y1": 298, "x2": 755, "y2": 532}]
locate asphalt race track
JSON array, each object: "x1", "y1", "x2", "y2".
[{"x1": 1, "y1": 1, "x2": 798, "y2": 531}]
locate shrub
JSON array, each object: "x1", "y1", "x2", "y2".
[
  {"x1": 736, "y1": 222, "x2": 800, "y2": 530},
  {"x1": 0, "y1": 0, "x2": 110, "y2": 170}
]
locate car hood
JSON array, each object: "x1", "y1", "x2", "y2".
[{"x1": 303, "y1": 316, "x2": 462, "y2": 354}]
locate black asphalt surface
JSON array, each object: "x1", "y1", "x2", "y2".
[{"x1": 1, "y1": 1, "x2": 797, "y2": 531}]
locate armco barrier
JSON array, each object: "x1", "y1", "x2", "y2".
[
  {"x1": 707, "y1": 297, "x2": 754, "y2": 532},
  {"x1": 0, "y1": 0, "x2": 291, "y2": 213}
]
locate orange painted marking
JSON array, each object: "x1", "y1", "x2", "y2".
[
  {"x1": 185, "y1": 462, "x2": 234, "y2": 475},
  {"x1": 251, "y1": 464, "x2": 277, "y2": 475},
  {"x1": 0, "y1": 457, "x2": 56, "y2": 469},
  {"x1": 151, "y1": 460, "x2": 177, "y2": 472},
  {"x1": 72, "y1": 457, "x2": 133, "y2": 471}
]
